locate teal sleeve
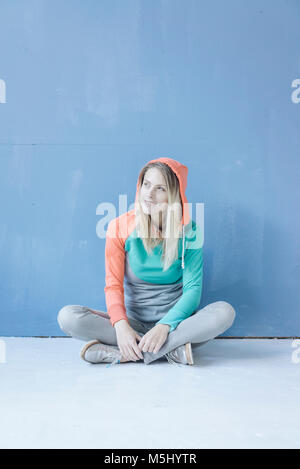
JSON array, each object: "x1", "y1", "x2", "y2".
[{"x1": 155, "y1": 225, "x2": 203, "y2": 332}]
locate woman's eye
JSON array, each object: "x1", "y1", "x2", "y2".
[{"x1": 143, "y1": 181, "x2": 165, "y2": 191}]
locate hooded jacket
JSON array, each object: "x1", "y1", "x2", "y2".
[{"x1": 104, "y1": 157, "x2": 203, "y2": 332}]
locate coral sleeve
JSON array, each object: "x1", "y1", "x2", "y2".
[{"x1": 104, "y1": 218, "x2": 130, "y2": 328}]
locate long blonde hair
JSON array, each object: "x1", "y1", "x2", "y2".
[{"x1": 134, "y1": 162, "x2": 183, "y2": 271}]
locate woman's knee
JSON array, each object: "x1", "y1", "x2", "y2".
[
  {"x1": 215, "y1": 301, "x2": 236, "y2": 328},
  {"x1": 57, "y1": 304, "x2": 81, "y2": 334}
]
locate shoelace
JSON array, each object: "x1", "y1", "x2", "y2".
[
  {"x1": 166, "y1": 346, "x2": 187, "y2": 366},
  {"x1": 104, "y1": 347, "x2": 122, "y2": 368},
  {"x1": 165, "y1": 353, "x2": 181, "y2": 365},
  {"x1": 106, "y1": 356, "x2": 121, "y2": 368},
  {"x1": 85, "y1": 343, "x2": 122, "y2": 368}
]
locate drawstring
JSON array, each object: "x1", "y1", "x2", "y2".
[{"x1": 181, "y1": 224, "x2": 185, "y2": 270}]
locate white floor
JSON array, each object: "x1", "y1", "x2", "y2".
[{"x1": 0, "y1": 337, "x2": 299, "y2": 449}]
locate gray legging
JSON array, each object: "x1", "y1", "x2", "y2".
[{"x1": 57, "y1": 301, "x2": 236, "y2": 365}]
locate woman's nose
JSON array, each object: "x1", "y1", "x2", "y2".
[{"x1": 148, "y1": 188, "x2": 155, "y2": 199}]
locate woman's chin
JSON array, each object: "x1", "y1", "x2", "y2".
[{"x1": 141, "y1": 203, "x2": 151, "y2": 215}]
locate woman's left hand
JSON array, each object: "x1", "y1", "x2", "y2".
[{"x1": 138, "y1": 324, "x2": 170, "y2": 354}]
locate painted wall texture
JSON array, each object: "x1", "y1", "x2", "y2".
[{"x1": 0, "y1": 0, "x2": 299, "y2": 336}]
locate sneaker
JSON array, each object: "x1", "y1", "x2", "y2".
[
  {"x1": 80, "y1": 340, "x2": 122, "y2": 367},
  {"x1": 165, "y1": 342, "x2": 194, "y2": 366}
]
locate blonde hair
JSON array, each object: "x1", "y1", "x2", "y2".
[{"x1": 134, "y1": 162, "x2": 183, "y2": 271}]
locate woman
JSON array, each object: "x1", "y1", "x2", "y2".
[{"x1": 57, "y1": 157, "x2": 236, "y2": 366}]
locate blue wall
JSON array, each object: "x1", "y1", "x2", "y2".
[{"x1": 0, "y1": 0, "x2": 299, "y2": 336}]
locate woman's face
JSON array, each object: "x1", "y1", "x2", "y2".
[{"x1": 140, "y1": 168, "x2": 169, "y2": 224}]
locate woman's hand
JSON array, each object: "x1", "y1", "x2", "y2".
[
  {"x1": 114, "y1": 320, "x2": 144, "y2": 362},
  {"x1": 138, "y1": 324, "x2": 170, "y2": 354}
]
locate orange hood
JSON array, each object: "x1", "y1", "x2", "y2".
[{"x1": 134, "y1": 157, "x2": 190, "y2": 269}]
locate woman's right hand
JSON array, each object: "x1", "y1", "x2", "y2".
[{"x1": 114, "y1": 319, "x2": 144, "y2": 362}]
